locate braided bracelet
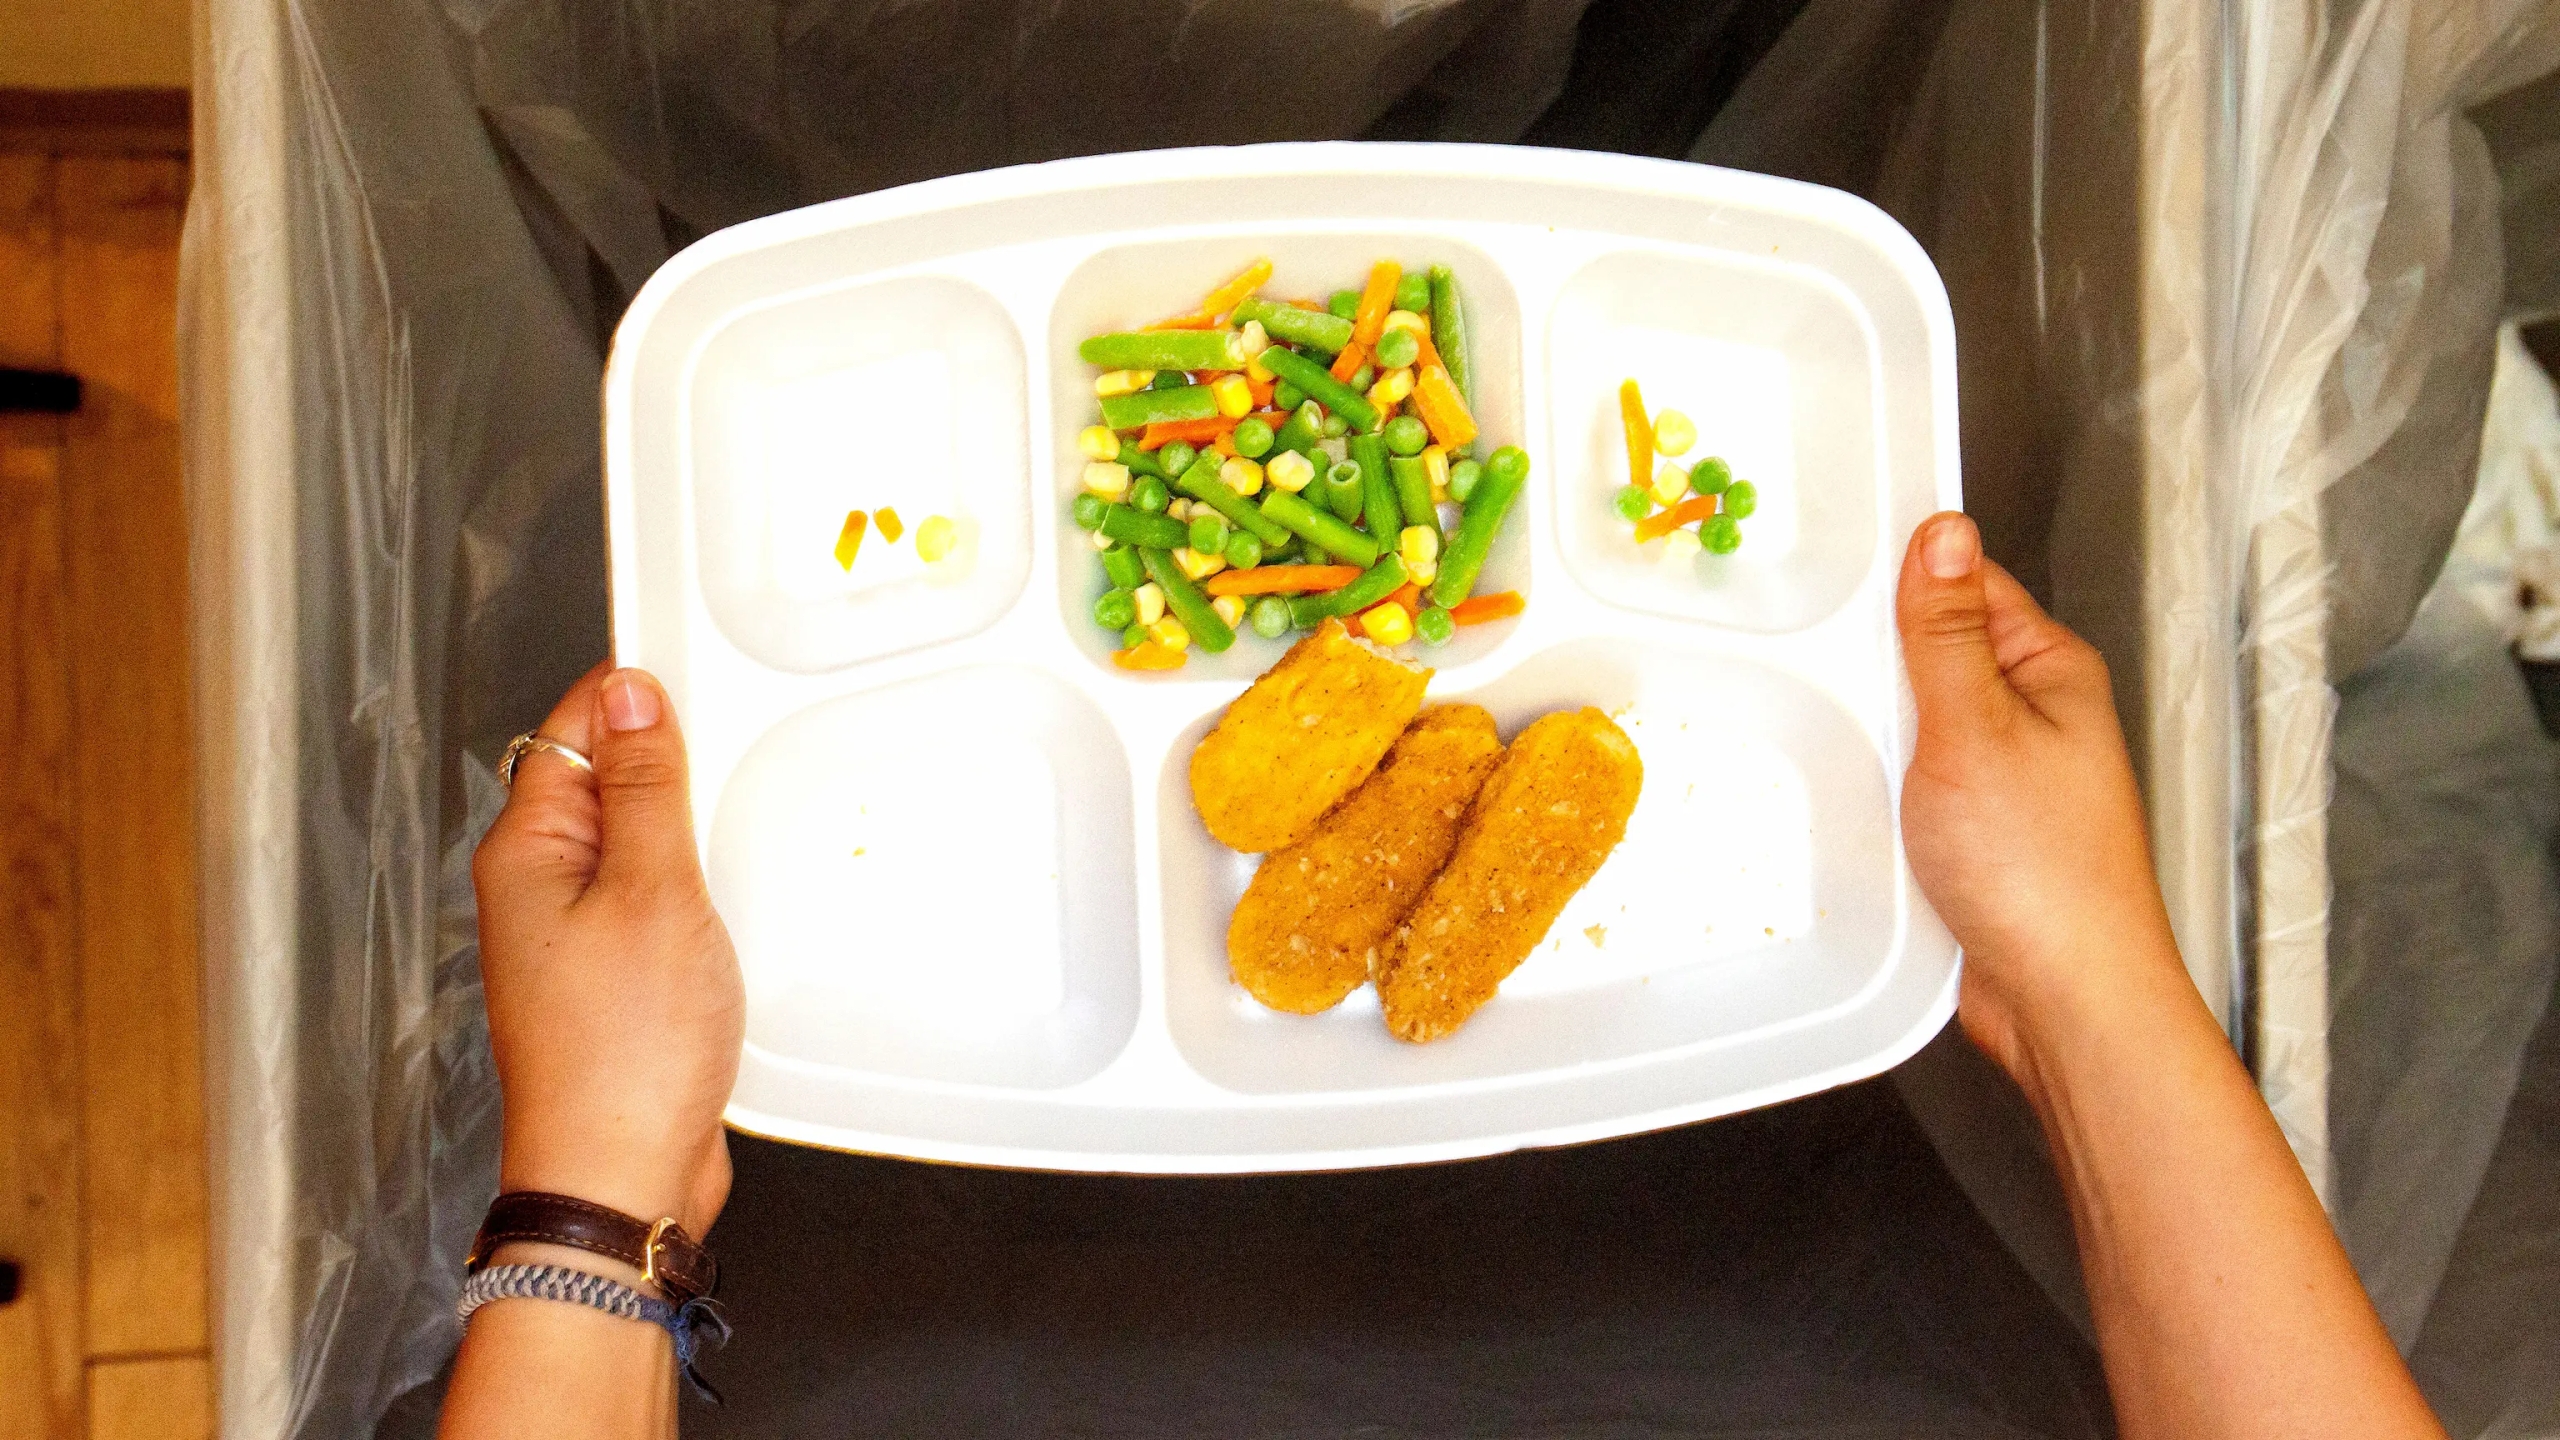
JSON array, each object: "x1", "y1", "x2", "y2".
[{"x1": 458, "y1": 1262, "x2": 731, "y2": 1403}]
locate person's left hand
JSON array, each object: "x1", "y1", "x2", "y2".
[{"x1": 472, "y1": 664, "x2": 745, "y2": 1238}]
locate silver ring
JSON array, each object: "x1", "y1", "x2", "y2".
[{"x1": 499, "y1": 732, "x2": 595, "y2": 788}]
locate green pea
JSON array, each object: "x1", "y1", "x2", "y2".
[
  {"x1": 1372, "y1": 327, "x2": 1419, "y2": 370},
  {"x1": 1414, "y1": 605, "x2": 1456, "y2": 646},
  {"x1": 1122, "y1": 621, "x2": 1149, "y2": 649},
  {"x1": 1224, "y1": 532, "x2": 1263, "y2": 570},
  {"x1": 1149, "y1": 369, "x2": 1189, "y2": 390},
  {"x1": 1249, "y1": 596, "x2": 1293, "y2": 639},
  {"x1": 1383, "y1": 415, "x2": 1430, "y2": 457},
  {"x1": 1159, "y1": 440, "x2": 1198, "y2": 477},
  {"x1": 1689, "y1": 456, "x2": 1733, "y2": 496},
  {"x1": 1702, "y1": 514, "x2": 1743, "y2": 554},
  {"x1": 1189, "y1": 513, "x2": 1229, "y2": 555},
  {"x1": 1232, "y1": 417, "x2": 1274, "y2": 459},
  {"x1": 1093, "y1": 588, "x2": 1137, "y2": 629},
  {"x1": 1072, "y1": 493, "x2": 1109, "y2": 530},
  {"x1": 1327, "y1": 289, "x2": 1361, "y2": 320},
  {"x1": 1350, "y1": 364, "x2": 1376, "y2": 392},
  {"x1": 1612, "y1": 486, "x2": 1652, "y2": 523},
  {"x1": 1131, "y1": 476, "x2": 1169, "y2": 514},
  {"x1": 1448, "y1": 458, "x2": 1483, "y2": 503},
  {"x1": 1321, "y1": 412, "x2": 1350, "y2": 438},
  {"x1": 1273, "y1": 380, "x2": 1305, "y2": 412},
  {"x1": 1722, "y1": 481, "x2": 1759, "y2": 519},
  {"x1": 1394, "y1": 271, "x2": 1432, "y2": 313}
]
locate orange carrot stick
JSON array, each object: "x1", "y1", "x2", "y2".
[
  {"x1": 1634, "y1": 494, "x2": 1716, "y2": 543},
  {"x1": 1198, "y1": 257, "x2": 1272, "y2": 319},
  {"x1": 1248, "y1": 376, "x2": 1275, "y2": 408},
  {"x1": 1385, "y1": 582, "x2": 1423, "y2": 615},
  {"x1": 1447, "y1": 590, "x2": 1525, "y2": 626},
  {"x1": 1145, "y1": 313, "x2": 1218, "y2": 330},
  {"x1": 1412, "y1": 365, "x2": 1477, "y2": 450},
  {"x1": 1113, "y1": 640, "x2": 1188, "y2": 671},
  {"x1": 1351, "y1": 260, "x2": 1400, "y2": 348},
  {"x1": 1328, "y1": 340, "x2": 1367, "y2": 384},
  {"x1": 833, "y1": 509, "x2": 868, "y2": 570},
  {"x1": 1137, "y1": 415, "x2": 1241, "y2": 449},
  {"x1": 1202, "y1": 565, "x2": 1363, "y2": 597},
  {"x1": 1618, "y1": 378, "x2": 1652, "y2": 493}
]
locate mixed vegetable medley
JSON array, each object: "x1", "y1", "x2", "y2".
[
  {"x1": 1070, "y1": 256, "x2": 1530, "y2": 671},
  {"x1": 1610, "y1": 377, "x2": 1754, "y2": 560}
]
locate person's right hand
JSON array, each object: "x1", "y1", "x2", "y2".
[{"x1": 1894, "y1": 512, "x2": 2190, "y2": 1085}]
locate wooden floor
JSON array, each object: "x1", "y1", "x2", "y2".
[{"x1": 0, "y1": 146, "x2": 211, "y2": 1440}]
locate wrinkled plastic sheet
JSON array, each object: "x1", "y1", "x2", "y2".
[{"x1": 182, "y1": 0, "x2": 2560, "y2": 1434}]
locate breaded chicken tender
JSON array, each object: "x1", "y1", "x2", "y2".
[
  {"x1": 1228, "y1": 705, "x2": 1507, "y2": 1013},
  {"x1": 1188, "y1": 618, "x2": 1431, "y2": 853},
  {"x1": 1375, "y1": 708, "x2": 1644, "y2": 1042}
]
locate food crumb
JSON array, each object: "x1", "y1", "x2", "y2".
[
  {"x1": 1584, "y1": 924, "x2": 1607, "y2": 948},
  {"x1": 852, "y1": 847, "x2": 866, "y2": 857},
  {"x1": 1764, "y1": 926, "x2": 1775, "y2": 936}
]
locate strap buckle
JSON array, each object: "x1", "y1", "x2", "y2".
[{"x1": 640, "y1": 1217, "x2": 681, "y2": 1293}]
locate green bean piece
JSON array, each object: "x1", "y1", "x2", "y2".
[
  {"x1": 1232, "y1": 416, "x2": 1274, "y2": 459},
  {"x1": 1270, "y1": 401, "x2": 1324, "y2": 462},
  {"x1": 1249, "y1": 596, "x2": 1293, "y2": 639},
  {"x1": 1099, "y1": 384, "x2": 1218, "y2": 430},
  {"x1": 1447, "y1": 457, "x2": 1483, "y2": 503},
  {"x1": 1350, "y1": 363, "x2": 1376, "y2": 392},
  {"x1": 1722, "y1": 480, "x2": 1759, "y2": 519},
  {"x1": 1173, "y1": 452, "x2": 1293, "y2": 549},
  {"x1": 1351, "y1": 434, "x2": 1400, "y2": 547},
  {"x1": 1302, "y1": 555, "x2": 1408, "y2": 621},
  {"x1": 1093, "y1": 588, "x2": 1137, "y2": 630},
  {"x1": 1302, "y1": 541, "x2": 1330, "y2": 567},
  {"x1": 1612, "y1": 486, "x2": 1652, "y2": 524},
  {"x1": 1122, "y1": 622, "x2": 1149, "y2": 649},
  {"x1": 1390, "y1": 456, "x2": 1437, "y2": 541},
  {"x1": 1414, "y1": 605, "x2": 1456, "y2": 647},
  {"x1": 1383, "y1": 415, "x2": 1430, "y2": 457},
  {"x1": 1097, "y1": 503, "x2": 1187, "y2": 550},
  {"x1": 1224, "y1": 532, "x2": 1264, "y2": 570},
  {"x1": 1078, "y1": 328, "x2": 1245, "y2": 372},
  {"x1": 1100, "y1": 544, "x2": 1147, "y2": 591},
  {"x1": 1287, "y1": 594, "x2": 1329, "y2": 631},
  {"x1": 1139, "y1": 548, "x2": 1236, "y2": 653},
  {"x1": 1321, "y1": 412, "x2": 1350, "y2": 439},
  {"x1": 1117, "y1": 441, "x2": 1172, "y2": 481},
  {"x1": 1322, "y1": 461, "x2": 1366, "y2": 523},
  {"x1": 1072, "y1": 493, "x2": 1110, "y2": 530},
  {"x1": 1231, "y1": 298, "x2": 1353, "y2": 356},
  {"x1": 1701, "y1": 514, "x2": 1744, "y2": 555},
  {"x1": 1258, "y1": 487, "x2": 1381, "y2": 568},
  {"x1": 1272, "y1": 379, "x2": 1305, "y2": 412},
  {"x1": 1256, "y1": 345, "x2": 1380, "y2": 433},
  {"x1": 1158, "y1": 440, "x2": 1198, "y2": 477},
  {"x1": 1130, "y1": 476, "x2": 1170, "y2": 515},
  {"x1": 1188, "y1": 512, "x2": 1229, "y2": 556},
  {"x1": 1394, "y1": 270, "x2": 1432, "y2": 313},
  {"x1": 1372, "y1": 327, "x2": 1419, "y2": 371},
  {"x1": 1428, "y1": 445, "x2": 1528, "y2": 608},
  {"x1": 1427, "y1": 266, "x2": 1473, "y2": 409},
  {"x1": 1149, "y1": 369, "x2": 1189, "y2": 390},
  {"x1": 1326, "y1": 289, "x2": 1361, "y2": 320},
  {"x1": 1688, "y1": 455, "x2": 1733, "y2": 496}
]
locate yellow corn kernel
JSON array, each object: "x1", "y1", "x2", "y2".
[
  {"x1": 1367, "y1": 367, "x2": 1415, "y2": 410},
  {"x1": 1087, "y1": 527, "x2": 1117, "y2": 551},
  {"x1": 1405, "y1": 553, "x2": 1439, "y2": 586},
  {"x1": 1650, "y1": 460, "x2": 1689, "y2": 507},
  {"x1": 1383, "y1": 309, "x2": 1429, "y2": 337},
  {"x1": 1095, "y1": 369, "x2": 1155, "y2": 397},
  {"x1": 1652, "y1": 409, "x2": 1697, "y2": 457},
  {"x1": 1148, "y1": 616, "x2": 1191, "y2": 651},
  {"x1": 914, "y1": 514, "x2": 959, "y2": 563},
  {"x1": 1359, "y1": 603, "x2": 1414, "y2": 646},
  {"x1": 1211, "y1": 594, "x2": 1247, "y2": 629},
  {"x1": 1265, "y1": 449, "x2": 1315, "y2": 493},
  {"x1": 1210, "y1": 374, "x2": 1253, "y2": 419},
  {"x1": 1658, "y1": 526, "x2": 1705, "y2": 566},
  {"x1": 1174, "y1": 546, "x2": 1227, "y2": 581},
  {"x1": 1246, "y1": 352, "x2": 1275, "y2": 384},
  {"x1": 1236, "y1": 319, "x2": 1270, "y2": 360},
  {"x1": 875, "y1": 506, "x2": 905, "y2": 543},
  {"x1": 1078, "y1": 425, "x2": 1121, "y2": 461},
  {"x1": 1166, "y1": 497, "x2": 1194, "y2": 521},
  {"x1": 1133, "y1": 582, "x2": 1166, "y2": 627},
  {"x1": 1220, "y1": 456, "x2": 1263, "y2": 497},
  {"x1": 1399, "y1": 525, "x2": 1440, "y2": 568},
  {"x1": 1082, "y1": 461, "x2": 1132, "y2": 500},
  {"x1": 1422, "y1": 445, "x2": 1451, "y2": 502}
]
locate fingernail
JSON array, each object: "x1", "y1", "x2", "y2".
[
  {"x1": 603, "y1": 670, "x2": 662, "y2": 731},
  {"x1": 1923, "y1": 515, "x2": 1980, "y2": 579}
]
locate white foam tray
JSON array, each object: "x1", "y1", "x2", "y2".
[{"x1": 603, "y1": 143, "x2": 1963, "y2": 1173}]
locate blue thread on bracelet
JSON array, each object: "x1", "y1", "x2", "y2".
[{"x1": 458, "y1": 1262, "x2": 732, "y2": 1403}]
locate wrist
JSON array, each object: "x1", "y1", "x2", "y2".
[
  {"x1": 1990, "y1": 928, "x2": 2222, "y2": 1120},
  {"x1": 500, "y1": 1129, "x2": 729, "y2": 1238}
]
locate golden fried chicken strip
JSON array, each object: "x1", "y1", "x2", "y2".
[
  {"x1": 1228, "y1": 705, "x2": 1507, "y2": 1014},
  {"x1": 1376, "y1": 707, "x2": 1644, "y2": 1042},
  {"x1": 1188, "y1": 618, "x2": 1431, "y2": 854}
]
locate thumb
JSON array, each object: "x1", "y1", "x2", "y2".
[
  {"x1": 1896, "y1": 513, "x2": 2020, "y2": 750},
  {"x1": 589, "y1": 668, "x2": 705, "y2": 896}
]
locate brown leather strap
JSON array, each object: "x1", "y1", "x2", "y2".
[{"x1": 469, "y1": 1191, "x2": 719, "y2": 1305}]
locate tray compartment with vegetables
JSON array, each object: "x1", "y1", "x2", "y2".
[{"x1": 603, "y1": 143, "x2": 1963, "y2": 1173}]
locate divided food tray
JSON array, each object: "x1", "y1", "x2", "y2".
[{"x1": 603, "y1": 143, "x2": 1963, "y2": 1173}]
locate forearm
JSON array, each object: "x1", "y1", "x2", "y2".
[
  {"x1": 437, "y1": 1244, "x2": 679, "y2": 1440},
  {"x1": 2010, "y1": 938, "x2": 2441, "y2": 1440}
]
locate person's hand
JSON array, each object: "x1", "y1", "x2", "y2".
[
  {"x1": 1895, "y1": 512, "x2": 2189, "y2": 1085},
  {"x1": 472, "y1": 664, "x2": 745, "y2": 1239}
]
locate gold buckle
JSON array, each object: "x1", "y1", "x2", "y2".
[{"x1": 640, "y1": 1217, "x2": 680, "y2": 1292}]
